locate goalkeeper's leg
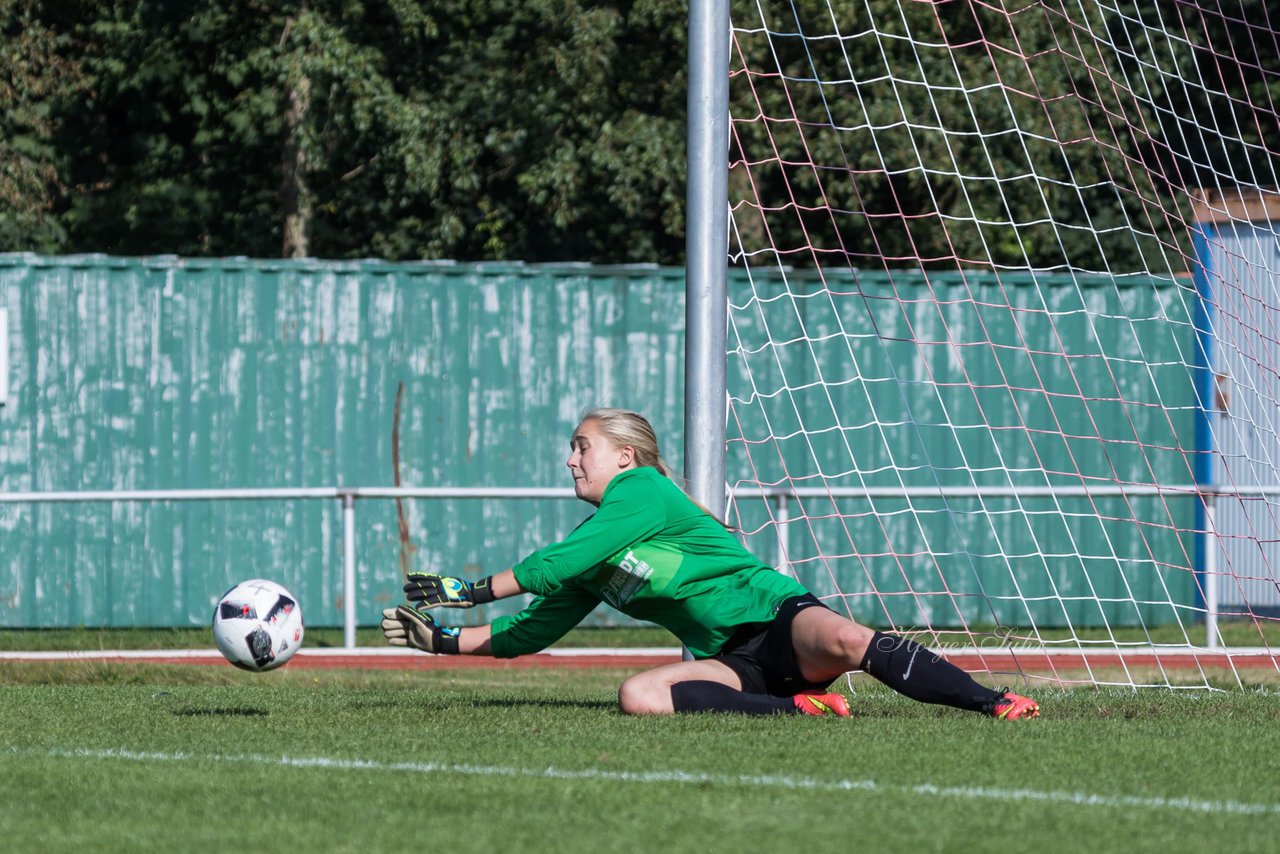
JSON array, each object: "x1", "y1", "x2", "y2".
[
  {"x1": 619, "y1": 661, "x2": 846, "y2": 716},
  {"x1": 791, "y1": 607, "x2": 1038, "y2": 718},
  {"x1": 619, "y1": 660, "x2": 763, "y2": 714}
]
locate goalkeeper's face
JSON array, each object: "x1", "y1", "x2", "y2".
[{"x1": 567, "y1": 419, "x2": 635, "y2": 505}]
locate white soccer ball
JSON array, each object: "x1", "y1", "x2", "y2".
[{"x1": 212, "y1": 579, "x2": 305, "y2": 672}]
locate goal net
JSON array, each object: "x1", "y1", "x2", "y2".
[{"x1": 723, "y1": 0, "x2": 1280, "y2": 688}]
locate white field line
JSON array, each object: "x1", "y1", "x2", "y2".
[
  {"x1": 15, "y1": 746, "x2": 1278, "y2": 817},
  {"x1": 0, "y1": 646, "x2": 1274, "y2": 662}
]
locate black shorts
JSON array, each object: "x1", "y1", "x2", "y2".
[{"x1": 713, "y1": 593, "x2": 836, "y2": 697}]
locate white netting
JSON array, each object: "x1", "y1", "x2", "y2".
[{"x1": 724, "y1": 0, "x2": 1280, "y2": 688}]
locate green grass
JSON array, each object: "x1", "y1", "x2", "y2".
[{"x1": 1, "y1": 663, "x2": 1278, "y2": 853}]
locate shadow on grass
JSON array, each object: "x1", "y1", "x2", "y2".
[
  {"x1": 473, "y1": 698, "x2": 618, "y2": 711},
  {"x1": 172, "y1": 707, "x2": 269, "y2": 717}
]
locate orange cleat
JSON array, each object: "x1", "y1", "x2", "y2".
[
  {"x1": 792, "y1": 690, "x2": 851, "y2": 717},
  {"x1": 989, "y1": 689, "x2": 1040, "y2": 720}
]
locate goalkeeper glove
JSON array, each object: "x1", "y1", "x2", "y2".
[
  {"x1": 403, "y1": 572, "x2": 496, "y2": 609},
  {"x1": 380, "y1": 605, "x2": 461, "y2": 655}
]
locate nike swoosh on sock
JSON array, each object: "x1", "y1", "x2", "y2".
[{"x1": 902, "y1": 646, "x2": 920, "y2": 681}]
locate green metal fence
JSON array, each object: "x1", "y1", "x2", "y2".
[
  {"x1": 0, "y1": 255, "x2": 1198, "y2": 629},
  {"x1": 726, "y1": 269, "x2": 1200, "y2": 629}
]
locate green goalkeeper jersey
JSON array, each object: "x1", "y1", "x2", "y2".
[{"x1": 490, "y1": 466, "x2": 809, "y2": 659}]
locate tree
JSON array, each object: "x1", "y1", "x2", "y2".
[
  {"x1": 728, "y1": 0, "x2": 1195, "y2": 273},
  {"x1": 41, "y1": 0, "x2": 689, "y2": 262},
  {"x1": 0, "y1": 0, "x2": 84, "y2": 251},
  {"x1": 22, "y1": 0, "x2": 1269, "y2": 266},
  {"x1": 306, "y1": 0, "x2": 689, "y2": 263},
  {"x1": 44, "y1": 1, "x2": 424, "y2": 257},
  {"x1": 1134, "y1": 0, "x2": 1280, "y2": 198}
]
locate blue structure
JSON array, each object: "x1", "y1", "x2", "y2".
[{"x1": 1191, "y1": 189, "x2": 1280, "y2": 623}]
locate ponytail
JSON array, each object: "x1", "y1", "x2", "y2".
[{"x1": 578, "y1": 407, "x2": 732, "y2": 529}]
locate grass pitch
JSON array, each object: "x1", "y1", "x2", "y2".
[{"x1": 1, "y1": 660, "x2": 1278, "y2": 854}]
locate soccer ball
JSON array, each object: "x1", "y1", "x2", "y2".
[{"x1": 212, "y1": 579, "x2": 305, "y2": 672}]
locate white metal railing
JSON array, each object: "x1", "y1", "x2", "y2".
[
  {"x1": 0, "y1": 486, "x2": 576, "y2": 648},
  {"x1": 2, "y1": 482, "x2": 1277, "y2": 649},
  {"x1": 754, "y1": 483, "x2": 1280, "y2": 651}
]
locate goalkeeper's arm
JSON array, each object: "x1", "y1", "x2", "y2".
[
  {"x1": 383, "y1": 575, "x2": 596, "y2": 658},
  {"x1": 384, "y1": 569, "x2": 525, "y2": 656},
  {"x1": 380, "y1": 606, "x2": 496, "y2": 656},
  {"x1": 402, "y1": 568, "x2": 526, "y2": 609}
]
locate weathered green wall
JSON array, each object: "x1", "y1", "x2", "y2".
[
  {"x1": 0, "y1": 255, "x2": 688, "y2": 629},
  {"x1": 0, "y1": 255, "x2": 1199, "y2": 629},
  {"x1": 725, "y1": 270, "x2": 1201, "y2": 628}
]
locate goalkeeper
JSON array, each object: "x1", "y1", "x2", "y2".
[{"x1": 381, "y1": 407, "x2": 1039, "y2": 720}]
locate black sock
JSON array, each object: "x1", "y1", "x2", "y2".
[
  {"x1": 859, "y1": 632, "x2": 1001, "y2": 712},
  {"x1": 670, "y1": 680, "x2": 797, "y2": 715}
]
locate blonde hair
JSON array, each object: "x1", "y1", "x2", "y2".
[
  {"x1": 578, "y1": 407, "x2": 674, "y2": 477},
  {"x1": 577, "y1": 407, "x2": 731, "y2": 529}
]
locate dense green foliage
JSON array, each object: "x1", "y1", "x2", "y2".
[
  {"x1": 4, "y1": 0, "x2": 688, "y2": 261},
  {"x1": 728, "y1": 0, "x2": 1280, "y2": 272},
  {"x1": 2, "y1": 1, "x2": 1277, "y2": 264},
  {"x1": 0, "y1": 0, "x2": 85, "y2": 250},
  {"x1": 2, "y1": 669, "x2": 1279, "y2": 853}
]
